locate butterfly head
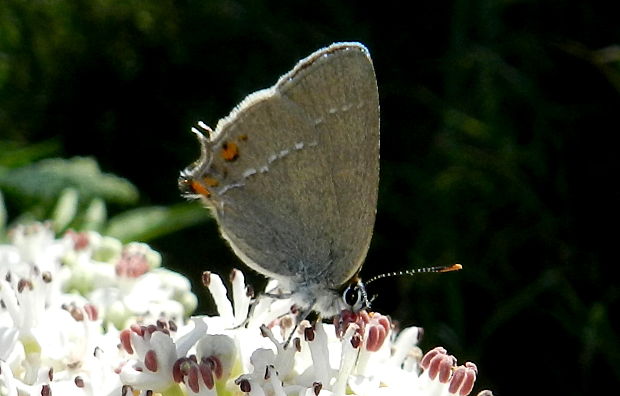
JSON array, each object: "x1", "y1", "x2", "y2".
[{"x1": 340, "y1": 276, "x2": 370, "y2": 312}]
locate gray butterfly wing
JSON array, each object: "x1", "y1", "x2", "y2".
[{"x1": 184, "y1": 43, "x2": 379, "y2": 290}]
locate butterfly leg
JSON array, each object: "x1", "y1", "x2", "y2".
[{"x1": 283, "y1": 301, "x2": 317, "y2": 349}]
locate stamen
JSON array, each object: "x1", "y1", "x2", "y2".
[
  {"x1": 201, "y1": 271, "x2": 211, "y2": 287},
  {"x1": 17, "y1": 278, "x2": 33, "y2": 292},
  {"x1": 84, "y1": 304, "x2": 98, "y2": 321},
  {"x1": 449, "y1": 362, "x2": 478, "y2": 396},
  {"x1": 42, "y1": 271, "x2": 52, "y2": 283},
  {"x1": 199, "y1": 361, "x2": 214, "y2": 389},
  {"x1": 168, "y1": 320, "x2": 178, "y2": 332},
  {"x1": 187, "y1": 364, "x2": 200, "y2": 393},
  {"x1": 237, "y1": 378, "x2": 251, "y2": 392},
  {"x1": 120, "y1": 329, "x2": 133, "y2": 354},
  {"x1": 421, "y1": 347, "x2": 456, "y2": 383},
  {"x1": 144, "y1": 350, "x2": 158, "y2": 372},
  {"x1": 304, "y1": 325, "x2": 315, "y2": 342}
]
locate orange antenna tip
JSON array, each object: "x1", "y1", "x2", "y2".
[{"x1": 439, "y1": 264, "x2": 462, "y2": 272}]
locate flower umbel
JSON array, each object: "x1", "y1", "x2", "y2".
[
  {"x1": 0, "y1": 222, "x2": 489, "y2": 396},
  {"x1": 121, "y1": 271, "x2": 486, "y2": 396},
  {"x1": 0, "y1": 223, "x2": 197, "y2": 396}
]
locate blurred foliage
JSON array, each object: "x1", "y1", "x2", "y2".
[
  {"x1": 0, "y1": 153, "x2": 211, "y2": 241},
  {"x1": 1, "y1": 0, "x2": 619, "y2": 395},
  {"x1": 0, "y1": 156, "x2": 138, "y2": 204}
]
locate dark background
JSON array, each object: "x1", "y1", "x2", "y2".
[{"x1": 2, "y1": 1, "x2": 619, "y2": 394}]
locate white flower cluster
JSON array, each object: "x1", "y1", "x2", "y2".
[{"x1": 0, "y1": 222, "x2": 485, "y2": 396}]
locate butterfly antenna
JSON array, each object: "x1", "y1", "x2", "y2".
[{"x1": 365, "y1": 264, "x2": 462, "y2": 285}]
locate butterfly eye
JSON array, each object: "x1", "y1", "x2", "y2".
[{"x1": 342, "y1": 282, "x2": 367, "y2": 311}]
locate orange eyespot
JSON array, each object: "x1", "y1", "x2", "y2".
[
  {"x1": 190, "y1": 180, "x2": 211, "y2": 198},
  {"x1": 221, "y1": 142, "x2": 239, "y2": 161}
]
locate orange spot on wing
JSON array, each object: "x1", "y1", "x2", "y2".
[
  {"x1": 190, "y1": 180, "x2": 211, "y2": 198},
  {"x1": 203, "y1": 177, "x2": 219, "y2": 187},
  {"x1": 221, "y1": 142, "x2": 239, "y2": 161}
]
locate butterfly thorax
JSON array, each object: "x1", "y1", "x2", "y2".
[{"x1": 275, "y1": 274, "x2": 368, "y2": 318}]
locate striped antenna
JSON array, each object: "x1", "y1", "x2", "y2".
[{"x1": 365, "y1": 264, "x2": 462, "y2": 285}]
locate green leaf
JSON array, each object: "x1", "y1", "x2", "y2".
[
  {"x1": 51, "y1": 187, "x2": 79, "y2": 232},
  {"x1": 105, "y1": 202, "x2": 211, "y2": 242},
  {"x1": 0, "y1": 140, "x2": 61, "y2": 168},
  {"x1": 81, "y1": 197, "x2": 107, "y2": 232},
  {"x1": 0, "y1": 157, "x2": 139, "y2": 205}
]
